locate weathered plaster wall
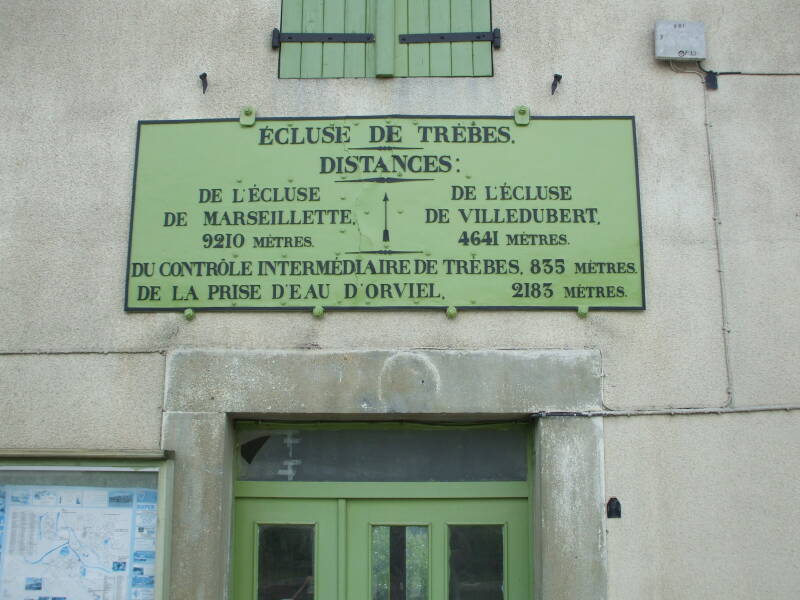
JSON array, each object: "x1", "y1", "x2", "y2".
[
  {"x1": 0, "y1": 353, "x2": 163, "y2": 449},
  {"x1": 3, "y1": 0, "x2": 794, "y2": 413},
  {"x1": 0, "y1": 0, "x2": 735, "y2": 411},
  {"x1": 2, "y1": 0, "x2": 799, "y2": 599},
  {"x1": 707, "y1": 78, "x2": 800, "y2": 407},
  {"x1": 605, "y1": 412, "x2": 800, "y2": 599},
  {"x1": 1, "y1": 4, "x2": 796, "y2": 411}
]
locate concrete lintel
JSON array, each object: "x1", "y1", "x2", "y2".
[
  {"x1": 165, "y1": 348, "x2": 602, "y2": 414},
  {"x1": 534, "y1": 416, "x2": 608, "y2": 600}
]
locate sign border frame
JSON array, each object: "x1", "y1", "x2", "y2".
[{"x1": 125, "y1": 114, "x2": 645, "y2": 313}]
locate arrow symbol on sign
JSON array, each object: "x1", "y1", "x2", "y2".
[{"x1": 382, "y1": 193, "x2": 390, "y2": 242}]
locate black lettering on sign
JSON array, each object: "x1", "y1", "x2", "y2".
[
  {"x1": 425, "y1": 209, "x2": 449, "y2": 223},
  {"x1": 319, "y1": 155, "x2": 452, "y2": 175},
  {"x1": 258, "y1": 126, "x2": 351, "y2": 145},
  {"x1": 564, "y1": 286, "x2": 626, "y2": 298},
  {"x1": 505, "y1": 233, "x2": 569, "y2": 246},
  {"x1": 163, "y1": 212, "x2": 187, "y2": 226},
  {"x1": 137, "y1": 286, "x2": 161, "y2": 301},
  {"x1": 271, "y1": 283, "x2": 331, "y2": 300},
  {"x1": 451, "y1": 185, "x2": 476, "y2": 200},
  {"x1": 208, "y1": 284, "x2": 262, "y2": 300},
  {"x1": 512, "y1": 282, "x2": 554, "y2": 298},
  {"x1": 369, "y1": 125, "x2": 402, "y2": 143},
  {"x1": 172, "y1": 285, "x2": 198, "y2": 301},
  {"x1": 130, "y1": 263, "x2": 154, "y2": 277},
  {"x1": 574, "y1": 261, "x2": 637, "y2": 274},
  {"x1": 364, "y1": 282, "x2": 441, "y2": 299},
  {"x1": 443, "y1": 259, "x2": 520, "y2": 275},
  {"x1": 416, "y1": 125, "x2": 512, "y2": 143},
  {"x1": 198, "y1": 188, "x2": 223, "y2": 203}
]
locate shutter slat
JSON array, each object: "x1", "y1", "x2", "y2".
[
  {"x1": 450, "y1": 0, "x2": 474, "y2": 75},
  {"x1": 323, "y1": 0, "x2": 346, "y2": 77},
  {"x1": 408, "y1": 0, "x2": 430, "y2": 76},
  {"x1": 375, "y1": 0, "x2": 395, "y2": 76},
  {"x1": 394, "y1": 0, "x2": 409, "y2": 76},
  {"x1": 279, "y1": 0, "x2": 303, "y2": 78},
  {"x1": 344, "y1": 0, "x2": 367, "y2": 77},
  {"x1": 300, "y1": 0, "x2": 324, "y2": 78},
  {"x1": 365, "y1": 0, "x2": 377, "y2": 77},
  {"x1": 429, "y1": 0, "x2": 452, "y2": 75},
  {"x1": 471, "y1": 0, "x2": 492, "y2": 76}
]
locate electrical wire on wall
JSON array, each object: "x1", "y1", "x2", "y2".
[
  {"x1": 671, "y1": 60, "x2": 800, "y2": 89},
  {"x1": 666, "y1": 54, "x2": 800, "y2": 406},
  {"x1": 669, "y1": 60, "x2": 705, "y2": 82},
  {"x1": 666, "y1": 57, "x2": 733, "y2": 406}
]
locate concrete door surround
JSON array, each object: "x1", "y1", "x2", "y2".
[{"x1": 163, "y1": 348, "x2": 607, "y2": 600}]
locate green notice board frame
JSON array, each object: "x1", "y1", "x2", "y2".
[{"x1": 126, "y1": 115, "x2": 644, "y2": 313}]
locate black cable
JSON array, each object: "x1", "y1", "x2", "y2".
[
  {"x1": 695, "y1": 60, "x2": 800, "y2": 89},
  {"x1": 698, "y1": 60, "x2": 800, "y2": 76},
  {"x1": 720, "y1": 71, "x2": 800, "y2": 76}
]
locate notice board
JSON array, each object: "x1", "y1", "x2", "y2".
[
  {"x1": 126, "y1": 115, "x2": 644, "y2": 312},
  {"x1": 0, "y1": 484, "x2": 158, "y2": 598}
]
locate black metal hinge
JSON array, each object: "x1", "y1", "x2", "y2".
[
  {"x1": 272, "y1": 28, "x2": 374, "y2": 49},
  {"x1": 399, "y1": 28, "x2": 501, "y2": 49}
]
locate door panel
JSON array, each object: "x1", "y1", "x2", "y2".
[
  {"x1": 346, "y1": 499, "x2": 530, "y2": 600},
  {"x1": 234, "y1": 499, "x2": 338, "y2": 600}
]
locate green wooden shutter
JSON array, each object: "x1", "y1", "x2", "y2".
[
  {"x1": 395, "y1": 0, "x2": 493, "y2": 76},
  {"x1": 279, "y1": 0, "x2": 372, "y2": 78},
  {"x1": 278, "y1": 0, "x2": 494, "y2": 78}
]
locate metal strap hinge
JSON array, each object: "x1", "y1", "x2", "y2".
[
  {"x1": 271, "y1": 28, "x2": 374, "y2": 49},
  {"x1": 399, "y1": 28, "x2": 501, "y2": 49}
]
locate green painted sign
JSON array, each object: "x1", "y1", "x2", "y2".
[{"x1": 126, "y1": 115, "x2": 644, "y2": 312}]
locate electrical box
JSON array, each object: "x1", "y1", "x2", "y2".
[{"x1": 654, "y1": 20, "x2": 706, "y2": 61}]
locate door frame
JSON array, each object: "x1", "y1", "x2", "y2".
[
  {"x1": 232, "y1": 422, "x2": 534, "y2": 600},
  {"x1": 162, "y1": 347, "x2": 608, "y2": 600}
]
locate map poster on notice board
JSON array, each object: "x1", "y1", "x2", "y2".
[
  {"x1": 0, "y1": 485, "x2": 158, "y2": 599},
  {"x1": 126, "y1": 115, "x2": 644, "y2": 312}
]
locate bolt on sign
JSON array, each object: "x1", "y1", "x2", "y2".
[{"x1": 126, "y1": 115, "x2": 644, "y2": 311}]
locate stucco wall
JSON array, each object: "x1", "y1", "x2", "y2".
[
  {"x1": 605, "y1": 412, "x2": 800, "y2": 599},
  {"x1": 2, "y1": 0, "x2": 799, "y2": 598},
  {"x1": 0, "y1": 0, "x2": 729, "y2": 410},
  {"x1": 0, "y1": 353, "x2": 163, "y2": 449}
]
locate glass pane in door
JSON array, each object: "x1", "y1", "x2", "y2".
[
  {"x1": 258, "y1": 524, "x2": 315, "y2": 600},
  {"x1": 372, "y1": 525, "x2": 428, "y2": 600},
  {"x1": 371, "y1": 525, "x2": 429, "y2": 600},
  {"x1": 448, "y1": 525, "x2": 504, "y2": 600}
]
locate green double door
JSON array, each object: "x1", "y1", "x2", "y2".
[{"x1": 234, "y1": 496, "x2": 530, "y2": 600}]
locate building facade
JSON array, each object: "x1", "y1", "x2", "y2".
[{"x1": 1, "y1": 1, "x2": 799, "y2": 599}]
